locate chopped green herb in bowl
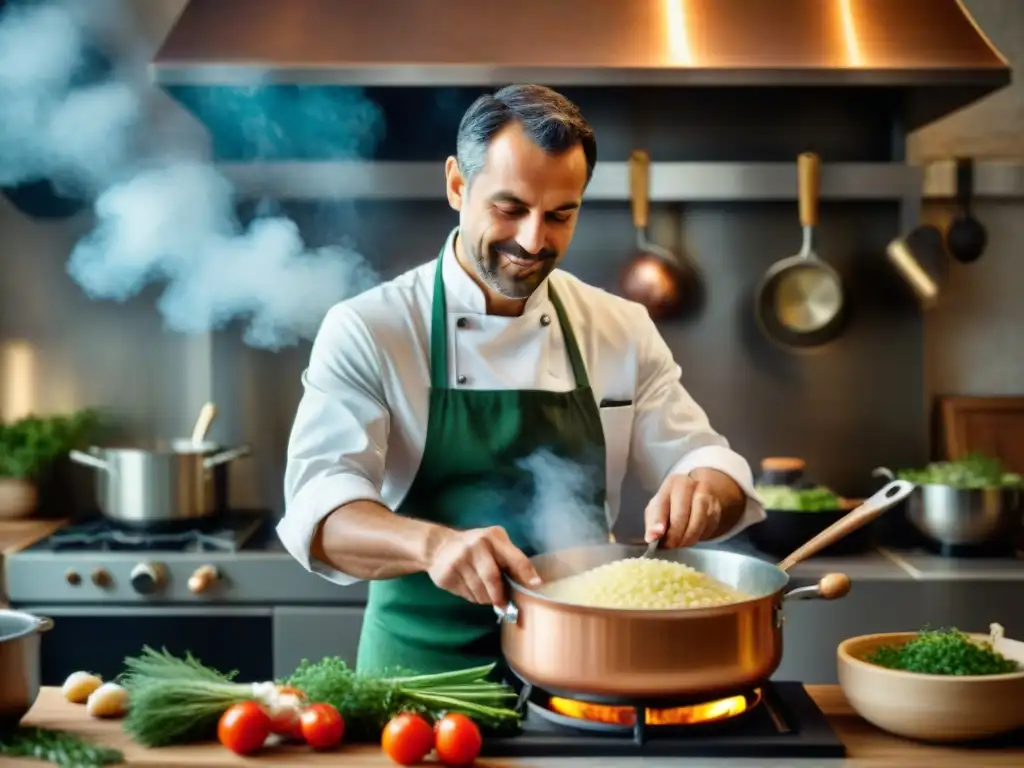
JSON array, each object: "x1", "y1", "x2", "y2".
[
  {"x1": 837, "y1": 623, "x2": 1024, "y2": 742},
  {"x1": 866, "y1": 626, "x2": 1020, "y2": 676}
]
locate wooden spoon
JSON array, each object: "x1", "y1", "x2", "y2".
[{"x1": 190, "y1": 402, "x2": 218, "y2": 445}]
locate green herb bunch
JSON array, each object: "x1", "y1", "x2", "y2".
[
  {"x1": 119, "y1": 646, "x2": 256, "y2": 747},
  {"x1": 285, "y1": 657, "x2": 521, "y2": 741},
  {"x1": 0, "y1": 727, "x2": 123, "y2": 768},
  {"x1": 755, "y1": 484, "x2": 841, "y2": 512},
  {"x1": 118, "y1": 646, "x2": 522, "y2": 748},
  {"x1": 0, "y1": 408, "x2": 101, "y2": 479},
  {"x1": 867, "y1": 627, "x2": 1020, "y2": 676},
  {"x1": 895, "y1": 453, "x2": 1022, "y2": 490}
]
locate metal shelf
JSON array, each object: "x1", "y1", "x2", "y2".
[
  {"x1": 922, "y1": 161, "x2": 1024, "y2": 200},
  {"x1": 218, "y1": 161, "x2": 921, "y2": 203}
]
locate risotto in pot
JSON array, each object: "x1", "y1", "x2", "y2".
[{"x1": 537, "y1": 557, "x2": 751, "y2": 610}]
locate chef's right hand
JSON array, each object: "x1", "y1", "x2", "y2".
[{"x1": 427, "y1": 525, "x2": 542, "y2": 606}]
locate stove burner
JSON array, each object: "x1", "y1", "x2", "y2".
[
  {"x1": 477, "y1": 679, "x2": 845, "y2": 758},
  {"x1": 525, "y1": 684, "x2": 762, "y2": 745},
  {"x1": 33, "y1": 515, "x2": 265, "y2": 553}
]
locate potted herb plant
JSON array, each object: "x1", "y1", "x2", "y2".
[{"x1": 0, "y1": 409, "x2": 100, "y2": 519}]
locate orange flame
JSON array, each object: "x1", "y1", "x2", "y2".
[{"x1": 548, "y1": 691, "x2": 757, "y2": 726}]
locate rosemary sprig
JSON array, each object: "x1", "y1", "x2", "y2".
[{"x1": 0, "y1": 727, "x2": 123, "y2": 767}]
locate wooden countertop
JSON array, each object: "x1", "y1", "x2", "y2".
[
  {"x1": 10, "y1": 686, "x2": 1024, "y2": 767},
  {"x1": 0, "y1": 519, "x2": 66, "y2": 556}
]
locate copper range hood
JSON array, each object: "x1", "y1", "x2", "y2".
[{"x1": 152, "y1": 0, "x2": 1009, "y2": 92}]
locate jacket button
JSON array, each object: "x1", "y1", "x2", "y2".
[
  {"x1": 540, "y1": 314, "x2": 551, "y2": 326},
  {"x1": 456, "y1": 374, "x2": 467, "y2": 385},
  {"x1": 456, "y1": 317, "x2": 468, "y2": 328}
]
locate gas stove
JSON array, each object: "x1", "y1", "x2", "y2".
[
  {"x1": 27, "y1": 515, "x2": 265, "y2": 554},
  {"x1": 2, "y1": 513, "x2": 293, "y2": 688},
  {"x1": 479, "y1": 679, "x2": 845, "y2": 758},
  {"x1": 5, "y1": 513, "x2": 272, "y2": 603}
]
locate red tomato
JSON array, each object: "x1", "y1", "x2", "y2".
[
  {"x1": 218, "y1": 701, "x2": 271, "y2": 755},
  {"x1": 299, "y1": 703, "x2": 345, "y2": 749},
  {"x1": 381, "y1": 712, "x2": 434, "y2": 765},
  {"x1": 434, "y1": 713, "x2": 483, "y2": 766}
]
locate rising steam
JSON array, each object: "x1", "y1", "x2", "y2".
[
  {"x1": 0, "y1": 0, "x2": 381, "y2": 348},
  {"x1": 518, "y1": 449, "x2": 610, "y2": 554}
]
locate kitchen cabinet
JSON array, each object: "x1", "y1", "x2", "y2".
[{"x1": 23, "y1": 605, "x2": 274, "y2": 687}]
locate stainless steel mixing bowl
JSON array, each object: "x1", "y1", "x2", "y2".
[{"x1": 908, "y1": 484, "x2": 1022, "y2": 546}]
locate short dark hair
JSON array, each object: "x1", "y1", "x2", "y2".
[{"x1": 455, "y1": 84, "x2": 597, "y2": 187}]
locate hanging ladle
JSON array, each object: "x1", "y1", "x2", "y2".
[{"x1": 945, "y1": 157, "x2": 988, "y2": 264}]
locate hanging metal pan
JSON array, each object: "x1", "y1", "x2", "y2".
[{"x1": 755, "y1": 152, "x2": 845, "y2": 351}]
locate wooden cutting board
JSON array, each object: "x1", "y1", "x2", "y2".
[{"x1": 937, "y1": 396, "x2": 1024, "y2": 473}]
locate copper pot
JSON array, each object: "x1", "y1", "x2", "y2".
[
  {"x1": 619, "y1": 150, "x2": 695, "y2": 320},
  {"x1": 620, "y1": 254, "x2": 689, "y2": 321},
  {"x1": 495, "y1": 480, "x2": 914, "y2": 702}
]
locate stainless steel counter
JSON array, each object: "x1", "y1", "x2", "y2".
[{"x1": 878, "y1": 547, "x2": 1024, "y2": 580}]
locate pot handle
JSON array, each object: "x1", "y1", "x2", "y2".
[
  {"x1": 68, "y1": 449, "x2": 109, "y2": 472},
  {"x1": 203, "y1": 445, "x2": 251, "y2": 470},
  {"x1": 776, "y1": 480, "x2": 915, "y2": 571},
  {"x1": 782, "y1": 573, "x2": 851, "y2": 602},
  {"x1": 35, "y1": 616, "x2": 55, "y2": 632},
  {"x1": 493, "y1": 602, "x2": 520, "y2": 625},
  {"x1": 871, "y1": 466, "x2": 896, "y2": 481}
]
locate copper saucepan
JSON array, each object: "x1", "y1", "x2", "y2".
[
  {"x1": 619, "y1": 149, "x2": 696, "y2": 319},
  {"x1": 495, "y1": 480, "x2": 914, "y2": 702}
]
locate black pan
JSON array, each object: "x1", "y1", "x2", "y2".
[{"x1": 747, "y1": 501, "x2": 875, "y2": 558}]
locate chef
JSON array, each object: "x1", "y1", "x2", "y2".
[{"x1": 278, "y1": 84, "x2": 766, "y2": 676}]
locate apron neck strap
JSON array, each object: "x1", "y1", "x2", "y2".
[
  {"x1": 430, "y1": 247, "x2": 449, "y2": 390},
  {"x1": 547, "y1": 283, "x2": 589, "y2": 388},
  {"x1": 430, "y1": 248, "x2": 591, "y2": 390}
]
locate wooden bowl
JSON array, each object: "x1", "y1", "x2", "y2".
[{"x1": 837, "y1": 631, "x2": 1024, "y2": 742}]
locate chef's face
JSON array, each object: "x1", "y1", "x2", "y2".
[{"x1": 445, "y1": 123, "x2": 588, "y2": 303}]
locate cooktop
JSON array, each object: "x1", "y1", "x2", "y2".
[{"x1": 479, "y1": 682, "x2": 845, "y2": 758}]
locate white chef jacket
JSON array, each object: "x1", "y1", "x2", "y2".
[{"x1": 278, "y1": 228, "x2": 766, "y2": 586}]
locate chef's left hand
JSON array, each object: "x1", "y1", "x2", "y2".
[{"x1": 644, "y1": 469, "x2": 742, "y2": 548}]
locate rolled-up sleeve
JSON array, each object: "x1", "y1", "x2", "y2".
[
  {"x1": 277, "y1": 304, "x2": 389, "y2": 585},
  {"x1": 629, "y1": 315, "x2": 765, "y2": 541}
]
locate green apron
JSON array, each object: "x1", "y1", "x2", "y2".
[{"x1": 355, "y1": 247, "x2": 608, "y2": 675}]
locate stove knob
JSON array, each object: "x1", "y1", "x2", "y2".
[
  {"x1": 129, "y1": 562, "x2": 166, "y2": 595},
  {"x1": 65, "y1": 569, "x2": 81, "y2": 586},
  {"x1": 188, "y1": 564, "x2": 220, "y2": 595},
  {"x1": 91, "y1": 568, "x2": 112, "y2": 588}
]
